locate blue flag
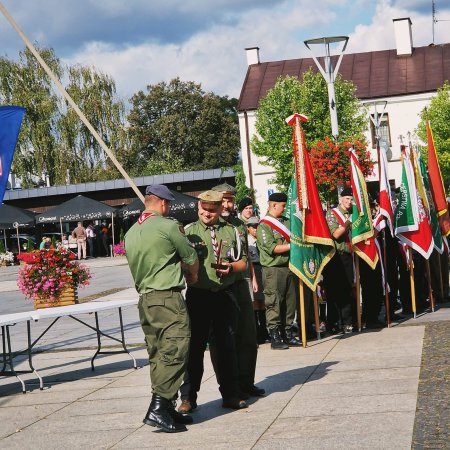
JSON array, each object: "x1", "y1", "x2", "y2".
[{"x1": 0, "y1": 106, "x2": 26, "y2": 204}]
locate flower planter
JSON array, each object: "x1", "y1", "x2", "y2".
[{"x1": 33, "y1": 286, "x2": 78, "y2": 309}]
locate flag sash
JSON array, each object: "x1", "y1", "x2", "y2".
[{"x1": 260, "y1": 215, "x2": 291, "y2": 243}]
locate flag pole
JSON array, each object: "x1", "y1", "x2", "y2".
[
  {"x1": 355, "y1": 254, "x2": 362, "y2": 331},
  {"x1": 425, "y1": 260, "x2": 435, "y2": 312},
  {"x1": 313, "y1": 290, "x2": 321, "y2": 340},
  {"x1": 299, "y1": 279, "x2": 307, "y2": 348},
  {"x1": 408, "y1": 247, "x2": 417, "y2": 318},
  {"x1": 437, "y1": 254, "x2": 444, "y2": 301},
  {"x1": 382, "y1": 229, "x2": 391, "y2": 327},
  {"x1": 0, "y1": 3, "x2": 145, "y2": 204}
]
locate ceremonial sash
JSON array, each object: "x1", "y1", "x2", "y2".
[
  {"x1": 331, "y1": 208, "x2": 351, "y2": 251},
  {"x1": 138, "y1": 211, "x2": 157, "y2": 225},
  {"x1": 260, "y1": 215, "x2": 290, "y2": 243}
]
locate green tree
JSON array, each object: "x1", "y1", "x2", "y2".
[
  {"x1": 417, "y1": 81, "x2": 450, "y2": 186},
  {"x1": 0, "y1": 46, "x2": 128, "y2": 186},
  {"x1": 252, "y1": 70, "x2": 367, "y2": 190},
  {"x1": 127, "y1": 78, "x2": 240, "y2": 175}
]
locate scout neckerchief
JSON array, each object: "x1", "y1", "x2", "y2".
[
  {"x1": 260, "y1": 215, "x2": 290, "y2": 243},
  {"x1": 138, "y1": 211, "x2": 157, "y2": 225},
  {"x1": 331, "y1": 207, "x2": 351, "y2": 251}
]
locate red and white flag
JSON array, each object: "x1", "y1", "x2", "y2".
[{"x1": 378, "y1": 144, "x2": 394, "y2": 234}]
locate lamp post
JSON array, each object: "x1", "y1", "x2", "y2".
[{"x1": 304, "y1": 36, "x2": 349, "y2": 139}]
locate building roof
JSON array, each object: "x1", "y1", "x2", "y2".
[
  {"x1": 4, "y1": 168, "x2": 235, "y2": 202},
  {"x1": 238, "y1": 43, "x2": 450, "y2": 111}
]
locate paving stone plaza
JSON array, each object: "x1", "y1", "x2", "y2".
[{"x1": 0, "y1": 258, "x2": 448, "y2": 449}]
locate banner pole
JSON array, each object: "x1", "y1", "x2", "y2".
[
  {"x1": 382, "y1": 229, "x2": 391, "y2": 327},
  {"x1": 408, "y1": 247, "x2": 417, "y2": 318},
  {"x1": 437, "y1": 254, "x2": 444, "y2": 302},
  {"x1": 425, "y1": 259, "x2": 435, "y2": 312},
  {"x1": 299, "y1": 279, "x2": 307, "y2": 348},
  {"x1": 0, "y1": 2, "x2": 145, "y2": 204},
  {"x1": 313, "y1": 290, "x2": 321, "y2": 340},
  {"x1": 355, "y1": 254, "x2": 362, "y2": 332}
]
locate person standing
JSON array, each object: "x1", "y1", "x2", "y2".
[
  {"x1": 246, "y1": 216, "x2": 270, "y2": 344},
  {"x1": 238, "y1": 197, "x2": 254, "y2": 224},
  {"x1": 72, "y1": 222, "x2": 87, "y2": 260},
  {"x1": 125, "y1": 184, "x2": 199, "y2": 433},
  {"x1": 211, "y1": 183, "x2": 263, "y2": 398},
  {"x1": 257, "y1": 192, "x2": 300, "y2": 349},
  {"x1": 86, "y1": 223, "x2": 96, "y2": 258},
  {"x1": 322, "y1": 187, "x2": 355, "y2": 333},
  {"x1": 178, "y1": 190, "x2": 249, "y2": 413}
]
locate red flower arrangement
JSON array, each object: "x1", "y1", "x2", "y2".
[
  {"x1": 17, "y1": 248, "x2": 92, "y2": 301},
  {"x1": 309, "y1": 138, "x2": 374, "y2": 203}
]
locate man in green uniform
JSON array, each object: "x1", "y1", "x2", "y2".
[
  {"x1": 211, "y1": 183, "x2": 263, "y2": 398},
  {"x1": 125, "y1": 184, "x2": 199, "y2": 433},
  {"x1": 323, "y1": 187, "x2": 354, "y2": 333},
  {"x1": 178, "y1": 190, "x2": 249, "y2": 412},
  {"x1": 257, "y1": 192, "x2": 300, "y2": 349}
]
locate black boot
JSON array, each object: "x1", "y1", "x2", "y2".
[
  {"x1": 143, "y1": 394, "x2": 188, "y2": 432},
  {"x1": 168, "y1": 402, "x2": 193, "y2": 425},
  {"x1": 285, "y1": 328, "x2": 301, "y2": 346},
  {"x1": 270, "y1": 327, "x2": 289, "y2": 350}
]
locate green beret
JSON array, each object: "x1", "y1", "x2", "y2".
[
  {"x1": 211, "y1": 182, "x2": 236, "y2": 196},
  {"x1": 198, "y1": 190, "x2": 223, "y2": 203}
]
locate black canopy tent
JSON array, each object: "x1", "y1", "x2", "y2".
[
  {"x1": 119, "y1": 190, "x2": 198, "y2": 223},
  {"x1": 0, "y1": 203, "x2": 36, "y2": 252},
  {"x1": 35, "y1": 195, "x2": 118, "y2": 248}
]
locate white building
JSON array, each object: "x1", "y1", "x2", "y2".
[{"x1": 237, "y1": 18, "x2": 450, "y2": 213}]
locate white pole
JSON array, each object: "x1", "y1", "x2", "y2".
[{"x1": 0, "y1": 2, "x2": 145, "y2": 204}]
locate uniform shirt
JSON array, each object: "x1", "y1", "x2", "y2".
[
  {"x1": 326, "y1": 205, "x2": 351, "y2": 253},
  {"x1": 256, "y1": 214, "x2": 290, "y2": 267},
  {"x1": 124, "y1": 210, "x2": 197, "y2": 293},
  {"x1": 185, "y1": 217, "x2": 247, "y2": 291}
]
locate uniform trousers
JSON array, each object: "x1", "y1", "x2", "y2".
[
  {"x1": 180, "y1": 286, "x2": 240, "y2": 402},
  {"x1": 262, "y1": 266, "x2": 296, "y2": 331},
  {"x1": 359, "y1": 259, "x2": 383, "y2": 324},
  {"x1": 322, "y1": 252, "x2": 353, "y2": 327},
  {"x1": 210, "y1": 279, "x2": 258, "y2": 393},
  {"x1": 138, "y1": 289, "x2": 190, "y2": 400}
]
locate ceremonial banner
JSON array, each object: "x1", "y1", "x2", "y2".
[
  {"x1": 427, "y1": 119, "x2": 450, "y2": 236},
  {"x1": 350, "y1": 147, "x2": 378, "y2": 269},
  {"x1": 416, "y1": 150, "x2": 443, "y2": 254},
  {"x1": 0, "y1": 106, "x2": 26, "y2": 204},
  {"x1": 378, "y1": 143, "x2": 394, "y2": 234},
  {"x1": 395, "y1": 146, "x2": 433, "y2": 259},
  {"x1": 285, "y1": 114, "x2": 335, "y2": 291}
]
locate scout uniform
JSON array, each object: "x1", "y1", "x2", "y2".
[
  {"x1": 125, "y1": 184, "x2": 197, "y2": 432},
  {"x1": 257, "y1": 193, "x2": 298, "y2": 349},
  {"x1": 179, "y1": 190, "x2": 248, "y2": 410},
  {"x1": 210, "y1": 183, "x2": 261, "y2": 398},
  {"x1": 322, "y1": 189, "x2": 354, "y2": 332}
]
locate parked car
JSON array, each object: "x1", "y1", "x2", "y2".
[{"x1": 0, "y1": 232, "x2": 37, "y2": 254}]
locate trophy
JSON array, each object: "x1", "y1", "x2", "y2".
[{"x1": 210, "y1": 239, "x2": 229, "y2": 271}]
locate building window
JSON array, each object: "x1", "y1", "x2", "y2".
[{"x1": 370, "y1": 113, "x2": 392, "y2": 149}]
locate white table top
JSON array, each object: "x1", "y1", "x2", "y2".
[{"x1": 0, "y1": 298, "x2": 138, "y2": 327}]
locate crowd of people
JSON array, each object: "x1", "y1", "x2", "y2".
[{"x1": 123, "y1": 182, "x2": 447, "y2": 433}]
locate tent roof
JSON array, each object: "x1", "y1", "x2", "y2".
[
  {"x1": 36, "y1": 195, "x2": 116, "y2": 223},
  {"x1": 120, "y1": 191, "x2": 198, "y2": 222},
  {"x1": 0, "y1": 203, "x2": 35, "y2": 229}
]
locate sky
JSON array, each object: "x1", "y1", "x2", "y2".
[{"x1": 0, "y1": 0, "x2": 449, "y2": 103}]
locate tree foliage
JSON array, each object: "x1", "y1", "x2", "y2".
[
  {"x1": 252, "y1": 70, "x2": 368, "y2": 190},
  {"x1": 0, "y1": 47, "x2": 127, "y2": 187},
  {"x1": 417, "y1": 81, "x2": 450, "y2": 187},
  {"x1": 127, "y1": 78, "x2": 240, "y2": 176}
]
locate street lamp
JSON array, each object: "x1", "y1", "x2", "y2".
[{"x1": 304, "y1": 36, "x2": 349, "y2": 139}]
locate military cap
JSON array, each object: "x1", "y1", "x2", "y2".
[
  {"x1": 145, "y1": 184, "x2": 175, "y2": 201},
  {"x1": 198, "y1": 190, "x2": 223, "y2": 204},
  {"x1": 238, "y1": 196, "x2": 253, "y2": 212},
  {"x1": 340, "y1": 186, "x2": 353, "y2": 197},
  {"x1": 246, "y1": 216, "x2": 260, "y2": 226},
  {"x1": 211, "y1": 182, "x2": 236, "y2": 197},
  {"x1": 268, "y1": 192, "x2": 287, "y2": 202}
]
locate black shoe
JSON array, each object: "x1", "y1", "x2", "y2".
[
  {"x1": 222, "y1": 398, "x2": 248, "y2": 409},
  {"x1": 246, "y1": 385, "x2": 266, "y2": 397},
  {"x1": 169, "y1": 407, "x2": 193, "y2": 424},
  {"x1": 143, "y1": 394, "x2": 188, "y2": 432},
  {"x1": 270, "y1": 328, "x2": 289, "y2": 350},
  {"x1": 285, "y1": 329, "x2": 301, "y2": 347}
]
